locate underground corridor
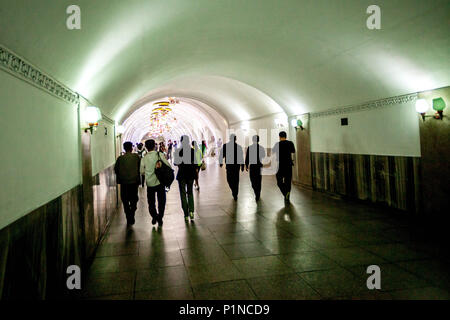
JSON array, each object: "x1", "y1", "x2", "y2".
[{"x1": 0, "y1": 0, "x2": 449, "y2": 303}]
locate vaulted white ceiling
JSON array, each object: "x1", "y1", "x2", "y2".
[{"x1": 1, "y1": 0, "x2": 449, "y2": 124}]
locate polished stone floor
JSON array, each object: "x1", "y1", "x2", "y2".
[{"x1": 81, "y1": 164, "x2": 450, "y2": 300}]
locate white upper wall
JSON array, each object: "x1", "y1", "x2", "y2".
[
  {"x1": 310, "y1": 99, "x2": 421, "y2": 156},
  {"x1": 0, "y1": 71, "x2": 81, "y2": 229}
]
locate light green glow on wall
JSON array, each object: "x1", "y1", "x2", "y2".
[
  {"x1": 0, "y1": 71, "x2": 81, "y2": 229},
  {"x1": 90, "y1": 119, "x2": 116, "y2": 176},
  {"x1": 78, "y1": 96, "x2": 116, "y2": 176}
]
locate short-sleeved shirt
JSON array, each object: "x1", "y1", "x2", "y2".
[
  {"x1": 272, "y1": 140, "x2": 295, "y2": 167},
  {"x1": 140, "y1": 151, "x2": 172, "y2": 187}
]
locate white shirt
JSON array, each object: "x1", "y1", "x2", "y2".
[{"x1": 140, "y1": 151, "x2": 171, "y2": 187}]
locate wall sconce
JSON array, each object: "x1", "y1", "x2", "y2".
[
  {"x1": 116, "y1": 125, "x2": 125, "y2": 136},
  {"x1": 83, "y1": 106, "x2": 102, "y2": 134},
  {"x1": 415, "y1": 99, "x2": 429, "y2": 121},
  {"x1": 291, "y1": 118, "x2": 304, "y2": 130},
  {"x1": 432, "y1": 97, "x2": 446, "y2": 120}
]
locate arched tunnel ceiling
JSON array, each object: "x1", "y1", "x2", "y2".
[
  {"x1": 1, "y1": 0, "x2": 449, "y2": 123},
  {"x1": 120, "y1": 76, "x2": 284, "y2": 124}
]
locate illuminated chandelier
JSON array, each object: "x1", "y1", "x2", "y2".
[{"x1": 149, "y1": 100, "x2": 178, "y2": 135}]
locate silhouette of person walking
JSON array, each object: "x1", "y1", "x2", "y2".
[
  {"x1": 174, "y1": 135, "x2": 198, "y2": 221},
  {"x1": 114, "y1": 141, "x2": 140, "y2": 225},
  {"x1": 245, "y1": 135, "x2": 265, "y2": 201},
  {"x1": 272, "y1": 131, "x2": 295, "y2": 202},
  {"x1": 140, "y1": 139, "x2": 172, "y2": 227},
  {"x1": 219, "y1": 134, "x2": 244, "y2": 200}
]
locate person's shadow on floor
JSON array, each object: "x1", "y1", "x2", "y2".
[{"x1": 276, "y1": 203, "x2": 299, "y2": 225}]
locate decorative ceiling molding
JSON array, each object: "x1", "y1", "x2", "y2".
[
  {"x1": 101, "y1": 113, "x2": 115, "y2": 125},
  {"x1": 310, "y1": 93, "x2": 418, "y2": 119},
  {"x1": 0, "y1": 44, "x2": 79, "y2": 105}
]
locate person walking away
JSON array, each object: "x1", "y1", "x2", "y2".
[
  {"x1": 245, "y1": 135, "x2": 266, "y2": 201},
  {"x1": 167, "y1": 140, "x2": 173, "y2": 161},
  {"x1": 174, "y1": 135, "x2": 197, "y2": 222},
  {"x1": 159, "y1": 141, "x2": 166, "y2": 154},
  {"x1": 219, "y1": 134, "x2": 244, "y2": 200},
  {"x1": 141, "y1": 139, "x2": 172, "y2": 227},
  {"x1": 201, "y1": 140, "x2": 207, "y2": 158},
  {"x1": 114, "y1": 141, "x2": 141, "y2": 225},
  {"x1": 136, "y1": 142, "x2": 147, "y2": 187},
  {"x1": 192, "y1": 141, "x2": 203, "y2": 190},
  {"x1": 272, "y1": 131, "x2": 296, "y2": 202}
]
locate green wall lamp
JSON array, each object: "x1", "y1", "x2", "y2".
[
  {"x1": 291, "y1": 118, "x2": 304, "y2": 130},
  {"x1": 432, "y1": 97, "x2": 446, "y2": 120},
  {"x1": 83, "y1": 106, "x2": 102, "y2": 134}
]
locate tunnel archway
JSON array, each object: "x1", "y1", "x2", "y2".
[
  {"x1": 118, "y1": 76, "x2": 289, "y2": 152},
  {"x1": 121, "y1": 96, "x2": 228, "y2": 146}
]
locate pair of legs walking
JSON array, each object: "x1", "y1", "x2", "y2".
[
  {"x1": 249, "y1": 166, "x2": 262, "y2": 201},
  {"x1": 194, "y1": 168, "x2": 200, "y2": 190},
  {"x1": 179, "y1": 179, "x2": 194, "y2": 221},
  {"x1": 120, "y1": 183, "x2": 139, "y2": 225},
  {"x1": 276, "y1": 167, "x2": 293, "y2": 201},
  {"x1": 147, "y1": 184, "x2": 166, "y2": 226},
  {"x1": 226, "y1": 166, "x2": 241, "y2": 200}
]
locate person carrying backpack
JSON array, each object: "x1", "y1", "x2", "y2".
[
  {"x1": 174, "y1": 135, "x2": 198, "y2": 222},
  {"x1": 140, "y1": 139, "x2": 172, "y2": 227}
]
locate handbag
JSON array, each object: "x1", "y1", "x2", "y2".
[
  {"x1": 155, "y1": 152, "x2": 175, "y2": 188},
  {"x1": 200, "y1": 160, "x2": 207, "y2": 171}
]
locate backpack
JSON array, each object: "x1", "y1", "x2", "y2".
[{"x1": 155, "y1": 152, "x2": 174, "y2": 188}]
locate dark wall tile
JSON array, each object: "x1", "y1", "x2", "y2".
[
  {"x1": 311, "y1": 153, "x2": 420, "y2": 213},
  {"x1": 0, "y1": 165, "x2": 118, "y2": 300}
]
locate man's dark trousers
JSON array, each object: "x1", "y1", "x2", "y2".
[
  {"x1": 120, "y1": 183, "x2": 139, "y2": 220},
  {"x1": 226, "y1": 165, "x2": 241, "y2": 198},
  {"x1": 276, "y1": 166, "x2": 292, "y2": 196},
  {"x1": 249, "y1": 165, "x2": 262, "y2": 199},
  {"x1": 178, "y1": 179, "x2": 194, "y2": 217},
  {"x1": 147, "y1": 184, "x2": 166, "y2": 220}
]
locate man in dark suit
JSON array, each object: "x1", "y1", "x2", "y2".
[
  {"x1": 245, "y1": 135, "x2": 266, "y2": 201},
  {"x1": 272, "y1": 131, "x2": 296, "y2": 202},
  {"x1": 114, "y1": 141, "x2": 140, "y2": 225},
  {"x1": 219, "y1": 134, "x2": 244, "y2": 200}
]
